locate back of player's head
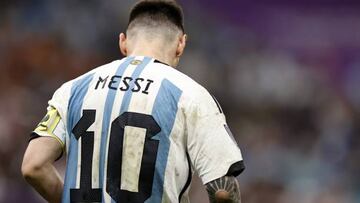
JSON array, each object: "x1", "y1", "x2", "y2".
[{"x1": 127, "y1": 0, "x2": 185, "y2": 38}]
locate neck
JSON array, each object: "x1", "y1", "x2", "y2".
[
  {"x1": 129, "y1": 48, "x2": 175, "y2": 67},
  {"x1": 127, "y1": 36, "x2": 177, "y2": 67}
]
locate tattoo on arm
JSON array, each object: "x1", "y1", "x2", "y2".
[{"x1": 205, "y1": 176, "x2": 241, "y2": 203}]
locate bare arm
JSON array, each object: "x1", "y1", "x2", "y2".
[
  {"x1": 205, "y1": 176, "x2": 241, "y2": 203},
  {"x1": 21, "y1": 137, "x2": 63, "y2": 203}
]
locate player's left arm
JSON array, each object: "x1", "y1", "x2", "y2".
[
  {"x1": 205, "y1": 160, "x2": 243, "y2": 203},
  {"x1": 206, "y1": 175, "x2": 241, "y2": 203},
  {"x1": 22, "y1": 137, "x2": 63, "y2": 203},
  {"x1": 186, "y1": 92, "x2": 245, "y2": 203}
]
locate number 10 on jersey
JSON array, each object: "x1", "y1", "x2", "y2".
[{"x1": 70, "y1": 110, "x2": 161, "y2": 202}]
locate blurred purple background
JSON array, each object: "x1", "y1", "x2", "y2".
[{"x1": 1, "y1": 0, "x2": 360, "y2": 202}]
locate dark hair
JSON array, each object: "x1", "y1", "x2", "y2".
[{"x1": 128, "y1": 0, "x2": 184, "y2": 33}]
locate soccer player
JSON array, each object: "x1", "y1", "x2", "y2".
[{"x1": 21, "y1": 1, "x2": 244, "y2": 203}]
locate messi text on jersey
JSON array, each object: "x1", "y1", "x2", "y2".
[{"x1": 95, "y1": 75, "x2": 154, "y2": 94}]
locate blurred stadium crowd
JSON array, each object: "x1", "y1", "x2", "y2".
[{"x1": 1, "y1": 0, "x2": 360, "y2": 202}]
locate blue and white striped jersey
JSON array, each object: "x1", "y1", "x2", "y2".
[{"x1": 32, "y1": 56, "x2": 244, "y2": 203}]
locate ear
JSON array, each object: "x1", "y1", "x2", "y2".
[
  {"x1": 176, "y1": 34, "x2": 187, "y2": 57},
  {"x1": 119, "y1": 33, "x2": 128, "y2": 56}
]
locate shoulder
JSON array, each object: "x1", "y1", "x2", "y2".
[
  {"x1": 152, "y1": 62, "x2": 210, "y2": 96},
  {"x1": 151, "y1": 63, "x2": 217, "y2": 115},
  {"x1": 57, "y1": 60, "x2": 121, "y2": 93},
  {"x1": 49, "y1": 60, "x2": 120, "y2": 108}
]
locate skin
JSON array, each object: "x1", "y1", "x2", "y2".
[
  {"x1": 22, "y1": 25, "x2": 241, "y2": 203},
  {"x1": 206, "y1": 176, "x2": 241, "y2": 203},
  {"x1": 22, "y1": 137, "x2": 63, "y2": 203},
  {"x1": 119, "y1": 26, "x2": 187, "y2": 67}
]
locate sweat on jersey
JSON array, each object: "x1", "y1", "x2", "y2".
[{"x1": 31, "y1": 56, "x2": 244, "y2": 203}]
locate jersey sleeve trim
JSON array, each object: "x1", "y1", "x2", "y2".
[
  {"x1": 201, "y1": 158, "x2": 243, "y2": 185},
  {"x1": 31, "y1": 129, "x2": 65, "y2": 150},
  {"x1": 226, "y1": 160, "x2": 245, "y2": 177}
]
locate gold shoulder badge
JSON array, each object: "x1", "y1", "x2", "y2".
[
  {"x1": 34, "y1": 108, "x2": 61, "y2": 135},
  {"x1": 130, "y1": 59, "x2": 142, "y2": 65}
]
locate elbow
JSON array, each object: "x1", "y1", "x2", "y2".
[
  {"x1": 215, "y1": 190, "x2": 232, "y2": 203},
  {"x1": 21, "y1": 159, "x2": 43, "y2": 182}
]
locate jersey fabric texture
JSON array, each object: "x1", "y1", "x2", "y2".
[{"x1": 32, "y1": 56, "x2": 244, "y2": 203}]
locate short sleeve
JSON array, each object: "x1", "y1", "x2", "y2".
[
  {"x1": 31, "y1": 106, "x2": 66, "y2": 152},
  {"x1": 186, "y1": 92, "x2": 244, "y2": 184},
  {"x1": 30, "y1": 82, "x2": 72, "y2": 156}
]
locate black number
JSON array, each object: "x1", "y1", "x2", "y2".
[
  {"x1": 70, "y1": 110, "x2": 102, "y2": 202},
  {"x1": 106, "y1": 112, "x2": 161, "y2": 202},
  {"x1": 70, "y1": 111, "x2": 161, "y2": 203}
]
